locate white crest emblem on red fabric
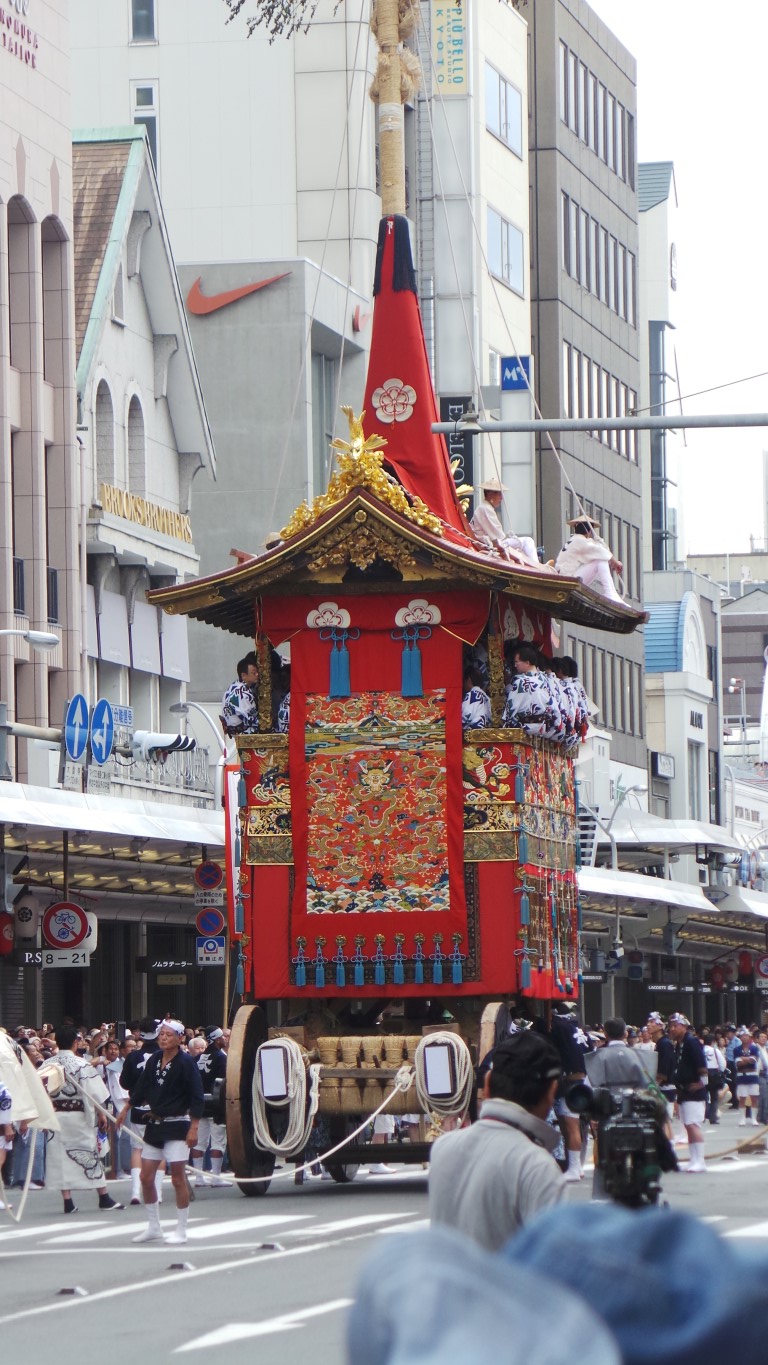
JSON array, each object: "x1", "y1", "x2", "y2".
[
  {"x1": 307, "y1": 601, "x2": 351, "y2": 629},
  {"x1": 394, "y1": 598, "x2": 442, "y2": 627},
  {"x1": 371, "y1": 378, "x2": 417, "y2": 424}
]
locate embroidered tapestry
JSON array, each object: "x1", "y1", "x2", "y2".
[{"x1": 303, "y1": 690, "x2": 449, "y2": 914}]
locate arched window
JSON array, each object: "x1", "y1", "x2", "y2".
[
  {"x1": 7, "y1": 195, "x2": 36, "y2": 373},
  {"x1": 127, "y1": 393, "x2": 146, "y2": 494},
  {"x1": 95, "y1": 380, "x2": 115, "y2": 489},
  {"x1": 41, "y1": 215, "x2": 69, "y2": 385}
]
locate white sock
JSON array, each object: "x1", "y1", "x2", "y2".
[
  {"x1": 191, "y1": 1157, "x2": 203, "y2": 1172},
  {"x1": 146, "y1": 1200, "x2": 161, "y2": 1230},
  {"x1": 175, "y1": 1206, "x2": 189, "y2": 1234},
  {"x1": 130, "y1": 1168, "x2": 141, "y2": 1199},
  {"x1": 689, "y1": 1142, "x2": 705, "y2": 1168},
  {"x1": 210, "y1": 1155, "x2": 224, "y2": 1176},
  {"x1": 155, "y1": 1169, "x2": 164, "y2": 1201},
  {"x1": 567, "y1": 1150, "x2": 581, "y2": 1175}
]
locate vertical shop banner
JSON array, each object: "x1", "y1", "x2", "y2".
[{"x1": 431, "y1": 1, "x2": 467, "y2": 95}]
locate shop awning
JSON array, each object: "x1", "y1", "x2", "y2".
[
  {"x1": 578, "y1": 866, "x2": 714, "y2": 914},
  {"x1": 0, "y1": 782, "x2": 224, "y2": 847},
  {"x1": 708, "y1": 887, "x2": 768, "y2": 921},
  {"x1": 597, "y1": 810, "x2": 742, "y2": 854}
]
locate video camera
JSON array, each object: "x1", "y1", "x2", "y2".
[{"x1": 567, "y1": 1083, "x2": 677, "y2": 1208}]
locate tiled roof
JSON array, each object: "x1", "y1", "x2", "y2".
[
  {"x1": 638, "y1": 161, "x2": 675, "y2": 213},
  {"x1": 72, "y1": 140, "x2": 132, "y2": 359}
]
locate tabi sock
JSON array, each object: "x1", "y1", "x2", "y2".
[
  {"x1": 191, "y1": 1157, "x2": 203, "y2": 1172},
  {"x1": 175, "y1": 1206, "x2": 189, "y2": 1234},
  {"x1": 689, "y1": 1143, "x2": 705, "y2": 1168},
  {"x1": 567, "y1": 1150, "x2": 581, "y2": 1175},
  {"x1": 130, "y1": 1168, "x2": 141, "y2": 1199},
  {"x1": 210, "y1": 1155, "x2": 224, "y2": 1176},
  {"x1": 146, "y1": 1200, "x2": 161, "y2": 1230},
  {"x1": 155, "y1": 1168, "x2": 164, "y2": 1201}
]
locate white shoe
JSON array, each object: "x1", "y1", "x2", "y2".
[
  {"x1": 164, "y1": 1229, "x2": 187, "y2": 1245},
  {"x1": 133, "y1": 1226, "x2": 164, "y2": 1243},
  {"x1": 563, "y1": 1169, "x2": 582, "y2": 1183},
  {"x1": 320, "y1": 1170, "x2": 334, "y2": 1182},
  {"x1": 209, "y1": 1176, "x2": 232, "y2": 1187},
  {"x1": 368, "y1": 1163, "x2": 396, "y2": 1175},
  {"x1": 685, "y1": 1163, "x2": 707, "y2": 1174},
  {"x1": 751, "y1": 1118, "x2": 760, "y2": 1126},
  {"x1": 193, "y1": 1177, "x2": 206, "y2": 1188}
]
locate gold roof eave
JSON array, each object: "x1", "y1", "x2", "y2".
[{"x1": 147, "y1": 487, "x2": 647, "y2": 638}]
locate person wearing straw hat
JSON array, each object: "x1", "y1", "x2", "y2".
[
  {"x1": 471, "y1": 477, "x2": 540, "y2": 566},
  {"x1": 555, "y1": 517, "x2": 624, "y2": 603}
]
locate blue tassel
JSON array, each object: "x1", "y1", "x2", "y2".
[
  {"x1": 374, "y1": 942, "x2": 386, "y2": 986},
  {"x1": 394, "y1": 959, "x2": 404, "y2": 985},
  {"x1": 520, "y1": 956, "x2": 532, "y2": 989},
  {"x1": 234, "y1": 830, "x2": 241, "y2": 867},
  {"x1": 452, "y1": 957, "x2": 462, "y2": 985},
  {"x1": 515, "y1": 769, "x2": 525, "y2": 804},
  {"x1": 353, "y1": 945, "x2": 365, "y2": 987},
  {"x1": 518, "y1": 829, "x2": 528, "y2": 864},
  {"x1": 432, "y1": 959, "x2": 443, "y2": 985},
  {"x1": 235, "y1": 896, "x2": 244, "y2": 934},
  {"x1": 330, "y1": 638, "x2": 350, "y2": 697},
  {"x1": 414, "y1": 952, "x2": 424, "y2": 985},
  {"x1": 235, "y1": 959, "x2": 244, "y2": 995},
  {"x1": 315, "y1": 961, "x2": 325, "y2": 989},
  {"x1": 402, "y1": 642, "x2": 423, "y2": 698},
  {"x1": 520, "y1": 890, "x2": 530, "y2": 926},
  {"x1": 336, "y1": 962, "x2": 346, "y2": 988},
  {"x1": 237, "y1": 769, "x2": 247, "y2": 808},
  {"x1": 295, "y1": 960, "x2": 306, "y2": 988}
]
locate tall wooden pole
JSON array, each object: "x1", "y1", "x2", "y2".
[{"x1": 370, "y1": 0, "x2": 419, "y2": 217}]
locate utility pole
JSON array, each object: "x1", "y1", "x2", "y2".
[{"x1": 369, "y1": 0, "x2": 420, "y2": 216}]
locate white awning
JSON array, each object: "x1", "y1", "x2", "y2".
[
  {"x1": 709, "y1": 888, "x2": 768, "y2": 921},
  {"x1": 578, "y1": 866, "x2": 714, "y2": 914},
  {"x1": 0, "y1": 781, "x2": 224, "y2": 847},
  {"x1": 597, "y1": 810, "x2": 742, "y2": 854}
]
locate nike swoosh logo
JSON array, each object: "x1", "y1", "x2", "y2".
[{"x1": 186, "y1": 271, "x2": 292, "y2": 315}]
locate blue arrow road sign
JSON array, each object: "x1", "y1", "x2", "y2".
[
  {"x1": 500, "y1": 355, "x2": 531, "y2": 391},
  {"x1": 64, "y1": 694, "x2": 89, "y2": 762},
  {"x1": 90, "y1": 698, "x2": 114, "y2": 766}
]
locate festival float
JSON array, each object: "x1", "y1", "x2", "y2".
[{"x1": 148, "y1": 0, "x2": 645, "y2": 1190}]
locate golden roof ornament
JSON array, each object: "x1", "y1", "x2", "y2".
[{"x1": 280, "y1": 406, "x2": 444, "y2": 540}]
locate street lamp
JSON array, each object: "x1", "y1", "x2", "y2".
[
  {"x1": 0, "y1": 629, "x2": 60, "y2": 650},
  {"x1": 169, "y1": 701, "x2": 231, "y2": 808}
]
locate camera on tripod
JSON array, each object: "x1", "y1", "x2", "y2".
[{"x1": 567, "y1": 1083, "x2": 677, "y2": 1207}]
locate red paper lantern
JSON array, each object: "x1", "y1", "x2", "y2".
[{"x1": 0, "y1": 913, "x2": 14, "y2": 956}]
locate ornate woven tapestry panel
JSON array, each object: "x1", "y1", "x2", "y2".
[
  {"x1": 462, "y1": 736, "x2": 577, "y2": 869},
  {"x1": 304, "y1": 690, "x2": 449, "y2": 914},
  {"x1": 243, "y1": 738, "x2": 292, "y2": 864}
]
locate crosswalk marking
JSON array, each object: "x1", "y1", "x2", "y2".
[
  {"x1": 186, "y1": 1214, "x2": 310, "y2": 1240},
  {"x1": 46, "y1": 1218, "x2": 202, "y2": 1245},
  {"x1": 725, "y1": 1220, "x2": 768, "y2": 1239},
  {"x1": 174, "y1": 1298, "x2": 353, "y2": 1351},
  {"x1": 377, "y1": 1217, "x2": 430, "y2": 1235},
  {"x1": 0, "y1": 1220, "x2": 103, "y2": 1243},
  {"x1": 291, "y1": 1212, "x2": 415, "y2": 1237}
]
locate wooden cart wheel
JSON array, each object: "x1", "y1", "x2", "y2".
[{"x1": 226, "y1": 1004, "x2": 276, "y2": 1196}]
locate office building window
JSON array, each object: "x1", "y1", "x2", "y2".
[
  {"x1": 688, "y1": 741, "x2": 702, "y2": 820},
  {"x1": 485, "y1": 64, "x2": 523, "y2": 157},
  {"x1": 568, "y1": 50, "x2": 578, "y2": 133},
  {"x1": 580, "y1": 207, "x2": 589, "y2": 290},
  {"x1": 132, "y1": 83, "x2": 158, "y2": 170},
  {"x1": 559, "y1": 42, "x2": 567, "y2": 123},
  {"x1": 562, "y1": 341, "x2": 572, "y2": 418},
  {"x1": 130, "y1": 0, "x2": 156, "y2": 42},
  {"x1": 312, "y1": 352, "x2": 337, "y2": 496},
  {"x1": 487, "y1": 207, "x2": 524, "y2": 295},
  {"x1": 561, "y1": 194, "x2": 570, "y2": 273}
]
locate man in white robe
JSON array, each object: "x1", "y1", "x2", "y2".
[
  {"x1": 46, "y1": 1025, "x2": 124, "y2": 1215},
  {"x1": 471, "y1": 479, "x2": 540, "y2": 567},
  {"x1": 555, "y1": 517, "x2": 624, "y2": 604}
]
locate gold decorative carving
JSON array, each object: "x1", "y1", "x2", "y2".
[
  {"x1": 255, "y1": 634, "x2": 273, "y2": 733},
  {"x1": 355, "y1": 509, "x2": 368, "y2": 523},
  {"x1": 280, "y1": 408, "x2": 443, "y2": 540},
  {"x1": 236, "y1": 733, "x2": 289, "y2": 753},
  {"x1": 307, "y1": 520, "x2": 418, "y2": 575},
  {"x1": 464, "y1": 831, "x2": 519, "y2": 861},
  {"x1": 487, "y1": 628, "x2": 506, "y2": 726}
]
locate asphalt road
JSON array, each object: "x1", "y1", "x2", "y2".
[{"x1": 2, "y1": 1111, "x2": 768, "y2": 1363}]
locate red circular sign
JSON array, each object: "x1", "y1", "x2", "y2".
[
  {"x1": 42, "y1": 902, "x2": 89, "y2": 949},
  {"x1": 195, "y1": 907, "x2": 225, "y2": 936},
  {"x1": 193, "y1": 861, "x2": 224, "y2": 891}
]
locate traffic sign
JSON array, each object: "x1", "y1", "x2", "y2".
[
  {"x1": 194, "y1": 861, "x2": 224, "y2": 891},
  {"x1": 196, "y1": 907, "x2": 225, "y2": 936},
  {"x1": 194, "y1": 888, "x2": 225, "y2": 907},
  {"x1": 64, "y1": 694, "x2": 89, "y2": 762},
  {"x1": 42, "y1": 902, "x2": 89, "y2": 949},
  {"x1": 196, "y1": 935, "x2": 226, "y2": 966},
  {"x1": 90, "y1": 697, "x2": 114, "y2": 765},
  {"x1": 41, "y1": 948, "x2": 90, "y2": 969}
]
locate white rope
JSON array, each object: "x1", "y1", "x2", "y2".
[
  {"x1": 413, "y1": 1033, "x2": 474, "y2": 1121},
  {"x1": 251, "y1": 1038, "x2": 322, "y2": 1157}
]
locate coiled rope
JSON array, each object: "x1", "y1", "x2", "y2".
[
  {"x1": 251, "y1": 1037, "x2": 323, "y2": 1158},
  {"x1": 413, "y1": 1033, "x2": 474, "y2": 1121}
]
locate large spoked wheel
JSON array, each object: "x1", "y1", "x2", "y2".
[
  {"x1": 226, "y1": 1005, "x2": 276, "y2": 1197},
  {"x1": 322, "y1": 1116, "x2": 361, "y2": 1184}
]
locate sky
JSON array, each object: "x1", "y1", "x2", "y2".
[{"x1": 587, "y1": 0, "x2": 768, "y2": 556}]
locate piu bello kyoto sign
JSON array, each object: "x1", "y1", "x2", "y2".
[
  {"x1": 1, "y1": 1, "x2": 39, "y2": 69},
  {"x1": 99, "y1": 483, "x2": 193, "y2": 544}
]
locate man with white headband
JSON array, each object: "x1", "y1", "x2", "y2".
[{"x1": 117, "y1": 1019, "x2": 204, "y2": 1244}]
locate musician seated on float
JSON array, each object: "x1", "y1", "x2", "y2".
[
  {"x1": 555, "y1": 516, "x2": 624, "y2": 604},
  {"x1": 461, "y1": 666, "x2": 492, "y2": 730},
  {"x1": 552, "y1": 657, "x2": 590, "y2": 750},
  {"x1": 470, "y1": 478, "x2": 540, "y2": 567},
  {"x1": 502, "y1": 644, "x2": 561, "y2": 739},
  {"x1": 219, "y1": 652, "x2": 260, "y2": 737}
]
